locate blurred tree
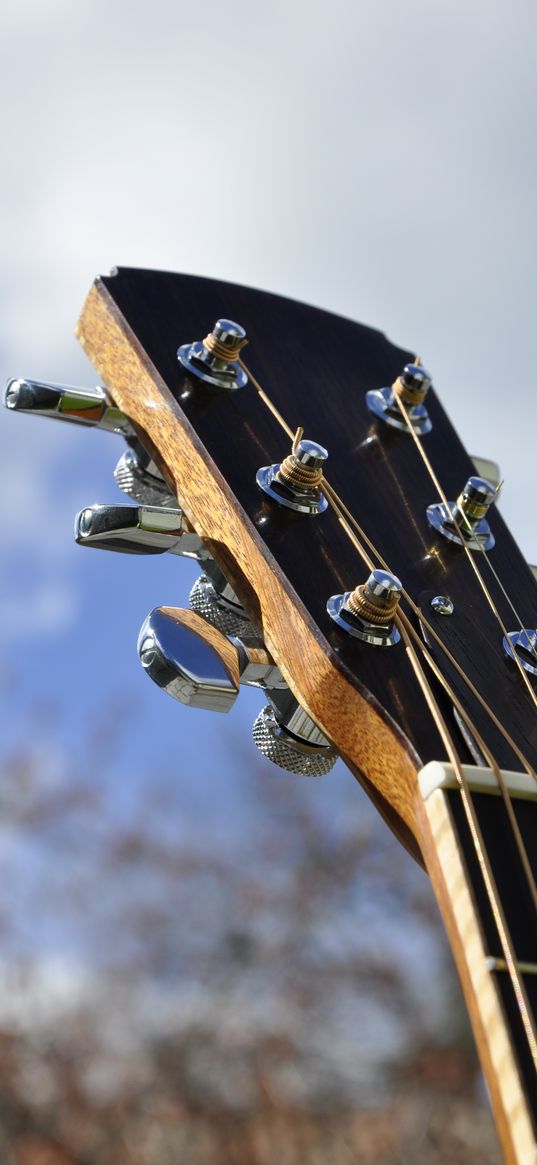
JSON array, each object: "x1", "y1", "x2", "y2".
[{"x1": 0, "y1": 701, "x2": 500, "y2": 1164}]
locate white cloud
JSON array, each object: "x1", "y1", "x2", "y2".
[{"x1": 1, "y1": 0, "x2": 535, "y2": 556}]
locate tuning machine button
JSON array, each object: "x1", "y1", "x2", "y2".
[
  {"x1": 426, "y1": 475, "x2": 497, "y2": 551},
  {"x1": 178, "y1": 319, "x2": 248, "y2": 390},
  {"x1": 138, "y1": 607, "x2": 285, "y2": 712},
  {"x1": 138, "y1": 608, "x2": 241, "y2": 712},
  {"x1": 4, "y1": 376, "x2": 177, "y2": 507},
  {"x1": 138, "y1": 605, "x2": 335, "y2": 772},
  {"x1": 327, "y1": 569, "x2": 402, "y2": 647},
  {"x1": 74, "y1": 503, "x2": 205, "y2": 558},
  {"x1": 4, "y1": 378, "x2": 133, "y2": 436},
  {"x1": 366, "y1": 362, "x2": 433, "y2": 435},
  {"x1": 257, "y1": 438, "x2": 329, "y2": 514}
]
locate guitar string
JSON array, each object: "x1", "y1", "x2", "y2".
[
  {"x1": 238, "y1": 355, "x2": 535, "y2": 780},
  {"x1": 408, "y1": 359, "x2": 537, "y2": 669},
  {"x1": 328, "y1": 479, "x2": 537, "y2": 1061},
  {"x1": 238, "y1": 355, "x2": 537, "y2": 1060},
  {"x1": 409, "y1": 359, "x2": 537, "y2": 665},
  {"x1": 392, "y1": 389, "x2": 537, "y2": 707},
  {"x1": 399, "y1": 618, "x2": 537, "y2": 1066},
  {"x1": 322, "y1": 464, "x2": 537, "y2": 917},
  {"x1": 321, "y1": 475, "x2": 537, "y2": 1057},
  {"x1": 238, "y1": 354, "x2": 536, "y2": 857},
  {"x1": 321, "y1": 478, "x2": 536, "y2": 783},
  {"x1": 473, "y1": 482, "x2": 537, "y2": 665},
  {"x1": 395, "y1": 607, "x2": 537, "y2": 915},
  {"x1": 313, "y1": 471, "x2": 537, "y2": 918}
]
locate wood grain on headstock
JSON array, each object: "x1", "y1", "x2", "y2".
[
  {"x1": 76, "y1": 269, "x2": 536, "y2": 865},
  {"x1": 76, "y1": 275, "x2": 423, "y2": 860}
]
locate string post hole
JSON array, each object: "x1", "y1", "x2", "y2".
[
  {"x1": 327, "y1": 568, "x2": 402, "y2": 647},
  {"x1": 365, "y1": 361, "x2": 433, "y2": 435},
  {"x1": 256, "y1": 437, "x2": 329, "y2": 515},
  {"x1": 427, "y1": 474, "x2": 497, "y2": 551},
  {"x1": 178, "y1": 318, "x2": 248, "y2": 390}
]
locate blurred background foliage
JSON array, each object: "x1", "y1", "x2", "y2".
[{"x1": 0, "y1": 701, "x2": 500, "y2": 1163}]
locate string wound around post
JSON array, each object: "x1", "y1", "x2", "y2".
[
  {"x1": 256, "y1": 428, "x2": 329, "y2": 515},
  {"x1": 178, "y1": 319, "x2": 249, "y2": 390},
  {"x1": 366, "y1": 359, "x2": 433, "y2": 435}
]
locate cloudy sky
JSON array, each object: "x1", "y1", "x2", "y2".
[{"x1": 0, "y1": 0, "x2": 536, "y2": 891}]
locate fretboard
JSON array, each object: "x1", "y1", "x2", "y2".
[{"x1": 417, "y1": 763, "x2": 537, "y2": 1165}]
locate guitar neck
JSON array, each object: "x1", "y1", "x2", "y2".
[
  {"x1": 416, "y1": 764, "x2": 537, "y2": 1165},
  {"x1": 70, "y1": 267, "x2": 537, "y2": 1165}
]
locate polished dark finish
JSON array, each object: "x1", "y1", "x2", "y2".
[
  {"x1": 449, "y1": 790, "x2": 537, "y2": 1127},
  {"x1": 98, "y1": 268, "x2": 537, "y2": 778}
]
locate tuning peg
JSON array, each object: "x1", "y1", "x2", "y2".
[
  {"x1": 256, "y1": 437, "x2": 329, "y2": 515},
  {"x1": 365, "y1": 362, "x2": 433, "y2": 435},
  {"x1": 137, "y1": 607, "x2": 282, "y2": 712},
  {"x1": 4, "y1": 376, "x2": 178, "y2": 508},
  {"x1": 427, "y1": 475, "x2": 497, "y2": 550},
  {"x1": 138, "y1": 606, "x2": 336, "y2": 773},
  {"x1": 178, "y1": 319, "x2": 249, "y2": 391},
  {"x1": 74, "y1": 503, "x2": 205, "y2": 558},
  {"x1": 138, "y1": 607, "x2": 242, "y2": 712},
  {"x1": 327, "y1": 569, "x2": 402, "y2": 647},
  {"x1": 4, "y1": 378, "x2": 133, "y2": 436}
]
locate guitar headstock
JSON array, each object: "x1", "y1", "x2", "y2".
[{"x1": 7, "y1": 268, "x2": 537, "y2": 864}]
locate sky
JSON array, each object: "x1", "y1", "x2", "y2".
[{"x1": 0, "y1": 0, "x2": 535, "y2": 1057}]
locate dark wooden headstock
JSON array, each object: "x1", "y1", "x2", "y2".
[{"x1": 76, "y1": 268, "x2": 537, "y2": 863}]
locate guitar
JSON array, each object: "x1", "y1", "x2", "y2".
[{"x1": 5, "y1": 268, "x2": 536, "y2": 1164}]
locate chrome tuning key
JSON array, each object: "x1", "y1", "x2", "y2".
[
  {"x1": 138, "y1": 606, "x2": 336, "y2": 775},
  {"x1": 426, "y1": 475, "x2": 497, "y2": 550},
  {"x1": 327, "y1": 569, "x2": 402, "y2": 647},
  {"x1": 137, "y1": 607, "x2": 284, "y2": 712},
  {"x1": 74, "y1": 503, "x2": 206, "y2": 559},
  {"x1": 178, "y1": 319, "x2": 248, "y2": 390},
  {"x1": 366, "y1": 362, "x2": 433, "y2": 435},
  {"x1": 4, "y1": 378, "x2": 133, "y2": 435},
  {"x1": 4, "y1": 375, "x2": 177, "y2": 507},
  {"x1": 256, "y1": 437, "x2": 328, "y2": 514},
  {"x1": 138, "y1": 608, "x2": 242, "y2": 712}
]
